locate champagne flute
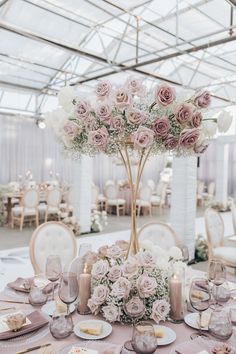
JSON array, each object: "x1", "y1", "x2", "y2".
[
  {"x1": 59, "y1": 272, "x2": 79, "y2": 317},
  {"x1": 45, "y1": 255, "x2": 62, "y2": 303},
  {"x1": 189, "y1": 278, "x2": 210, "y2": 339},
  {"x1": 208, "y1": 260, "x2": 226, "y2": 308},
  {"x1": 132, "y1": 321, "x2": 158, "y2": 354}
]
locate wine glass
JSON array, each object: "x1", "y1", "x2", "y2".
[
  {"x1": 209, "y1": 309, "x2": 233, "y2": 340},
  {"x1": 208, "y1": 260, "x2": 226, "y2": 308},
  {"x1": 59, "y1": 272, "x2": 79, "y2": 317},
  {"x1": 45, "y1": 255, "x2": 62, "y2": 304},
  {"x1": 189, "y1": 278, "x2": 210, "y2": 339},
  {"x1": 132, "y1": 322, "x2": 158, "y2": 354},
  {"x1": 180, "y1": 245, "x2": 189, "y2": 264}
]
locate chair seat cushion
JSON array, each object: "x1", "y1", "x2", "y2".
[
  {"x1": 12, "y1": 206, "x2": 36, "y2": 216},
  {"x1": 213, "y1": 247, "x2": 236, "y2": 265},
  {"x1": 136, "y1": 200, "x2": 151, "y2": 207},
  {"x1": 38, "y1": 205, "x2": 59, "y2": 214},
  {"x1": 151, "y1": 196, "x2": 161, "y2": 204},
  {"x1": 107, "y1": 199, "x2": 125, "y2": 206}
]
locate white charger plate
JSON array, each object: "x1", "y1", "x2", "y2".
[
  {"x1": 184, "y1": 313, "x2": 208, "y2": 331},
  {"x1": 41, "y1": 300, "x2": 76, "y2": 316},
  {"x1": 74, "y1": 320, "x2": 112, "y2": 340},
  {"x1": 154, "y1": 325, "x2": 176, "y2": 346}
]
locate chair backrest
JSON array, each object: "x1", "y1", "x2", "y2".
[
  {"x1": 232, "y1": 202, "x2": 236, "y2": 234},
  {"x1": 147, "y1": 179, "x2": 155, "y2": 193},
  {"x1": 105, "y1": 184, "x2": 118, "y2": 199},
  {"x1": 138, "y1": 222, "x2": 179, "y2": 250},
  {"x1": 29, "y1": 221, "x2": 77, "y2": 274},
  {"x1": 139, "y1": 185, "x2": 152, "y2": 202},
  {"x1": 160, "y1": 183, "x2": 168, "y2": 203},
  {"x1": 91, "y1": 185, "x2": 99, "y2": 204},
  {"x1": 23, "y1": 189, "x2": 39, "y2": 208},
  {"x1": 156, "y1": 181, "x2": 165, "y2": 196},
  {"x1": 208, "y1": 181, "x2": 215, "y2": 196},
  {"x1": 27, "y1": 181, "x2": 36, "y2": 189},
  {"x1": 205, "y1": 208, "x2": 224, "y2": 250},
  {"x1": 47, "y1": 188, "x2": 61, "y2": 207}
]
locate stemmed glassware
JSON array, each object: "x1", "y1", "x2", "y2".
[
  {"x1": 208, "y1": 260, "x2": 226, "y2": 308},
  {"x1": 189, "y1": 278, "x2": 210, "y2": 339},
  {"x1": 132, "y1": 322, "x2": 158, "y2": 354},
  {"x1": 59, "y1": 272, "x2": 79, "y2": 316},
  {"x1": 45, "y1": 255, "x2": 62, "y2": 304}
]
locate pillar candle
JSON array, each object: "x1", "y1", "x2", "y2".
[
  {"x1": 169, "y1": 274, "x2": 183, "y2": 322},
  {"x1": 78, "y1": 267, "x2": 91, "y2": 315}
]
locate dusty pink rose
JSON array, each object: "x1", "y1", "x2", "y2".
[
  {"x1": 180, "y1": 128, "x2": 200, "y2": 148},
  {"x1": 115, "y1": 240, "x2": 129, "y2": 252},
  {"x1": 194, "y1": 143, "x2": 208, "y2": 154},
  {"x1": 133, "y1": 126, "x2": 154, "y2": 149},
  {"x1": 108, "y1": 266, "x2": 122, "y2": 282},
  {"x1": 111, "y1": 116, "x2": 125, "y2": 132},
  {"x1": 91, "y1": 259, "x2": 109, "y2": 279},
  {"x1": 138, "y1": 250, "x2": 156, "y2": 269},
  {"x1": 88, "y1": 127, "x2": 109, "y2": 150},
  {"x1": 91, "y1": 285, "x2": 109, "y2": 305},
  {"x1": 125, "y1": 296, "x2": 145, "y2": 317},
  {"x1": 126, "y1": 77, "x2": 145, "y2": 96},
  {"x1": 152, "y1": 117, "x2": 170, "y2": 137},
  {"x1": 191, "y1": 111, "x2": 202, "y2": 128},
  {"x1": 107, "y1": 245, "x2": 122, "y2": 259},
  {"x1": 95, "y1": 81, "x2": 112, "y2": 99},
  {"x1": 155, "y1": 84, "x2": 176, "y2": 106},
  {"x1": 175, "y1": 103, "x2": 193, "y2": 125},
  {"x1": 127, "y1": 109, "x2": 147, "y2": 125},
  {"x1": 150, "y1": 299, "x2": 170, "y2": 323},
  {"x1": 194, "y1": 90, "x2": 211, "y2": 108},
  {"x1": 102, "y1": 305, "x2": 120, "y2": 323},
  {"x1": 87, "y1": 298, "x2": 99, "y2": 315},
  {"x1": 113, "y1": 88, "x2": 132, "y2": 109},
  {"x1": 137, "y1": 275, "x2": 157, "y2": 298},
  {"x1": 96, "y1": 103, "x2": 112, "y2": 125},
  {"x1": 123, "y1": 257, "x2": 138, "y2": 278},
  {"x1": 164, "y1": 134, "x2": 179, "y2": 149},
  {"x1": 63, "y1": 121, "x2": 81, "y2": 139},
  {"x1": 111, "y1": 277, "x2": 131, "y2": 299},
  {"x1": 75, "y1": 100, "x2": 91, "y2": 119},
  {"x1": 98, "y1": 245, "x2": 109, "y2": 258}
]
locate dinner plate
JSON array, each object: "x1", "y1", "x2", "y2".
[
  {"x1": 41, "y1": 300, "x2": 76, "y2": 316},
  {"x1": 74, "y1": 320, "x2": 112, "y2": 340},
  {"x1": 184, "y1": 313, "x2": 208, "y2": 331},
  {"x1": 154, "y1": 325, "x2": 176, "y2": 346},
  {"x1": 59, "y1": 341, "x2": 118, "y2": 354}
]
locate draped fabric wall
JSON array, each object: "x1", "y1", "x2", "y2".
[{"x1": 1, "y1": 116, "x2": 236, "y2": 196}]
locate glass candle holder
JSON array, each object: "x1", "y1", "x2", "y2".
[
  {"x1": 28, "y1": 286, "x2": 47, "y2": 306},
  {"x1": 169, "y1": 265, "x2": 185, "y2": 323}
]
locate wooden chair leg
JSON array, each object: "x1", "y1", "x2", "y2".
[
  {"x1": 11, "y1": 213, "x2": 14, "y2": 229},
  {"x1": 45, "y1": 210, "x2": 48, "y2": 223},
  {"x1": 36, "y1": 213, "x2": 39, "y2": 227},
  {"x1": 117, "y1": 205, "x2": 119, "y2": 216},
  {"x1": 20, "y1": 215, "x2": 24, "y2": 231}
]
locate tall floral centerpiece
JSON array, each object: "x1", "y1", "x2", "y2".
[{"x1": 47, "y1": 76, "x2": 232, "y2": 256}]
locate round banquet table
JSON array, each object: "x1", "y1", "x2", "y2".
[{"x1": 0, "y1": 249, "x2": 235, "y2": 353}]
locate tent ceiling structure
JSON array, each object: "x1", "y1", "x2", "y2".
[{"x1": 0, "y1": 0, "x2": 236, "y2": 116}]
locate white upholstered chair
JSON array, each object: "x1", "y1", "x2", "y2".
[
  {"x1": 138, "y1": 222, "x2": 179, "y2": 250},
  {"x1": 136, "y1": 185, "x2": 152, "y2": 216},
  {"x1": 91, "y1": 185, "x2": 99, "y2": 211},
  {"x1": 38, "y1": 187, "x2": 62, "y2": 222},
  {"x1": 105, "y1": 184, "x2": 125, "y2": 216},
  {"x1": 205, "y1": 208, "x2": 236, "y2": 271},
  {"x1": 147, "y1": 179, "x2": 156, "y2": 194},
  {"x1": 11, "y1": 189, "x2": 39, "y2": 230},
  {"x1": 29, "y1": 221, "x2": 77, "y2": 274},
  {"x1": 151, "y1": 182, "x2": 167, "y2": 213}
]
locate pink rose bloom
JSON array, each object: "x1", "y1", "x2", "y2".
[
  {"x1": 137, "y1": 275, "x2": 157, "y2": 298},
  {"x1": 75, "y1": 100, "x2": 91, "y2": 119},
  {"x1": 63, "y1": 121, "x2": 81, "y2": 139},
  {"x1": 133, "y1": 126, "x2": 154, "y2": 149},
  {"x1": 111, "y1": 277, "x2": 131, "y2": 299},
  {"x1": 194, "y1": 142, "x2": 208, "y2": 154},
  {"x1": 152, "y1": 117, "x2": 170, "y2": 137},
  {"x1": 102, "y1": 305, "x2": 120, "y2": 323},
  {"x1": 126, "y1": 77, "x2": 146, "y2": 96},
  {"x1": 115, "y1": 240, "x2": 129, "y2": 252},
  {"x1": 113, "y1": 88, "x2": 132, "y2": 109},
  {"x1": 175, "y1": 103, "x2": 193, "y2": 125},
  {"x1": 95, "y1": 80, "x2": 112, "y2": 99},
  {"x1": 87, "y1": 298, "x2": 100, "y2": 315},
  {"x1": 194, "y1": 90, "x2": 211, "y2": 108},
  {"x1": 107, "y1": 245, "x2": 122, "y2": 259},
  {"x1": 127, "y1": 109, "x2": 147, "y2": 125},
  {"x1": 164, "y1": 134, "x2": 179, "y2": 149},
  {"x1": 125, "y1": 296, "x2": 145, "y2": 317},
  {"x1": 98, "y1": 245, "x2": 109, "y2": 258},
  {"x1": 111, "y1": 116, "x2": 125, "y2": 132},
  {"x1": 150, "y1": 299, "x2": 170, "y2": 323},
  {"x1": 96, "y1": 103, "x2": 112, "y2": 125},
  {"x1": 88, "y1": 127, "x2": 109, "y2": 150},
  {"x1": 91, "y1": 259, "x2": 109, "y2": 280},
  {"x1": 123, "y1": 257, "x2": 138, "y2": 278},
  {"x1": 155, "y1": 84, "x2": 176, "y2": 106},
  {"x1": 180, "y1": 128, "x2": 200, "y2": 148},
  {"x1": 138, "y1": 250, "x2": 156, "y2": 269},
  {"x1": 91, "y1": 285, "x2": 109, "y2": 306},
  {"x1": 108, "y1": 266, "x2": 122, "y2": 282},
  {"x1": 190, "y1": 111, "x2": 202, "y2": 128}
]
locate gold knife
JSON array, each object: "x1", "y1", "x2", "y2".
[
  {"x1": 0, "y1": 299, "x2": 30, "y2": 304},
  {"x1": 15, "y1": 343, "x2": 51, "y2": 354},
  {"x1": 0, "y1": 306, "x2": 16, "y2": 311}
]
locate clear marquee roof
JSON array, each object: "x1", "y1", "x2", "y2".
[{"x1": 0, "y1": 0, "x2": 236, "y2": 120}]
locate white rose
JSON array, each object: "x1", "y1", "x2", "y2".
[
  {"x1": 140, "y1": 240, "x2": 154, "y2": 251},
  {"x1": 217, "y1": 111, "x2": 233, "y2": 133},
  {"x1": 102, "y1": 305, "x2": 120, "y2": 322},
  {"x1": 168, "y1": 246, "x2": 183, "y2": 260},
  {"x1": 91, "y1": 260, "x2": 109, "y2": 280},
  {"x1": 202, "y1": 120, "x2": 217, "y2": 138},
  {"x1": 45, "y1": 108, "x2": 68, "y2": 134},
  {"x1": 58, "y1": 85, "x2": 75, "y2": 113}
]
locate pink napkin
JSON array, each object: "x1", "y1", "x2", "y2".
[
  {"x1": 86, "y1": 341, "x2": 122, "y2": 354},
  {"x1": 0, "y1": 310, "x2": 49, "y2": 340},
  {"x1": 7, "y1": 277, "x2": 34, "y2": 293}
]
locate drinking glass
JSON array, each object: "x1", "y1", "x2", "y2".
[
  {"x1": 49, "y1": 312, "x2": 73, "y2": 339},
  {"x1": 180, "y1": 245, "x2": 189, "y2": 263},
  {"x1": 28, "y1": 286, "x2": 47, "y2": 306},
  {"x1": 45, "y1": 255, "x2": 62, "y2": 303},
  {"x1": 212, "y1": 282, "x2": 230, "y2": 305},
  {"x1": 132, "y1": 322, "x2": 158, "y2": 354},
  {"x1": 208, "y1": 309, "x2": 233, "y2": 340},
  {"x1": 189, "y1": 278, "x2": 210, "y2": 339},
  {"x1": 208, "y1": 260, "x2": 226, "y2": 308},
  {"x1": 59, "y1": 272, "x2": 79, "y2": 316}
]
